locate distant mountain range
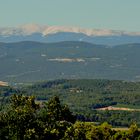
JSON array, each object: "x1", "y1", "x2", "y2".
[
  {"x1": 0, "y1": 41, "x2": 140, "y2": 83},
  {"x1": 1, "y1": 24, "x2": 140, "y2": 45}
]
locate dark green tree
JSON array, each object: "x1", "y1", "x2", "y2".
[{"x1": 0, "y1": 94, "x2": 39, "y2": 139}]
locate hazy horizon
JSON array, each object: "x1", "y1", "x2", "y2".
[{"x1": 0, "y1": 0, "x2": 140, "y2": 32}]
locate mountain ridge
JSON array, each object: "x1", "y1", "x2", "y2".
[
  {"x1": 1, "y1": 40, "x2": 140, "y2": 48},
  {"x1": 0, "y1": 41, "x2": 140, "y2": 82},
  {"x1": 1, "y1": 24, "x2": 140, "y2": 37},
  {"x1": 1, "y1": 24, "x2": 140, "y2": 45}
]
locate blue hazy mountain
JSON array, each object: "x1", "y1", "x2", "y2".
[
  {"x1": 45, "y1": 32, "x2": 140, "y2": 45},
  {"x1": 1, "y1": 32, "x2": 140, "y2": 45},
  {"x1": 0, "y1": 24, "x2": 140, "y2": 45}
]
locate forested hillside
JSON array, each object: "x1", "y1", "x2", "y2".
[
  {"x1": 1, "y1": 41, "x2": 140, "y2": 82},
  {"x1": 0, "y1": 94, "x2": 140, "y2": 140},
  {"x1": 1, "y1": 79, "x2": 140, "y2": 127}
]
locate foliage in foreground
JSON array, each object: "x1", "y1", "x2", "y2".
[{"x1": 0, "y1": 95, "x2": 140, "y2": 140}]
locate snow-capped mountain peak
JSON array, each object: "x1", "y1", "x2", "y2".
[{"x1": 1, "y1": 24, "x2": 140, "y2": 37}]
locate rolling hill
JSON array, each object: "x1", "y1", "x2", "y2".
[
  {"x1": 0, "y1": 41, "x2": 140, "y2": 83},
  {"x1": 1, "y1": 79, "x2": 140, "y2": 127}
]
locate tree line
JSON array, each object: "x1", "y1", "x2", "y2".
[{"x1": 0, "y1": 95, "x2": 140, "y2": 140}]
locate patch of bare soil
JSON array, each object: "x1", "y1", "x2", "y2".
[
  {"x1": 0, "y1": 81, "x2": 8, "y2": 86},
  {"x1": 96, "y1": 106, "x2": 140, "y2": 111}
]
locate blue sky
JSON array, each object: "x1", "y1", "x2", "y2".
[{"x1": 0, "y1": 0, "x2": 140, "y2": 31}]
